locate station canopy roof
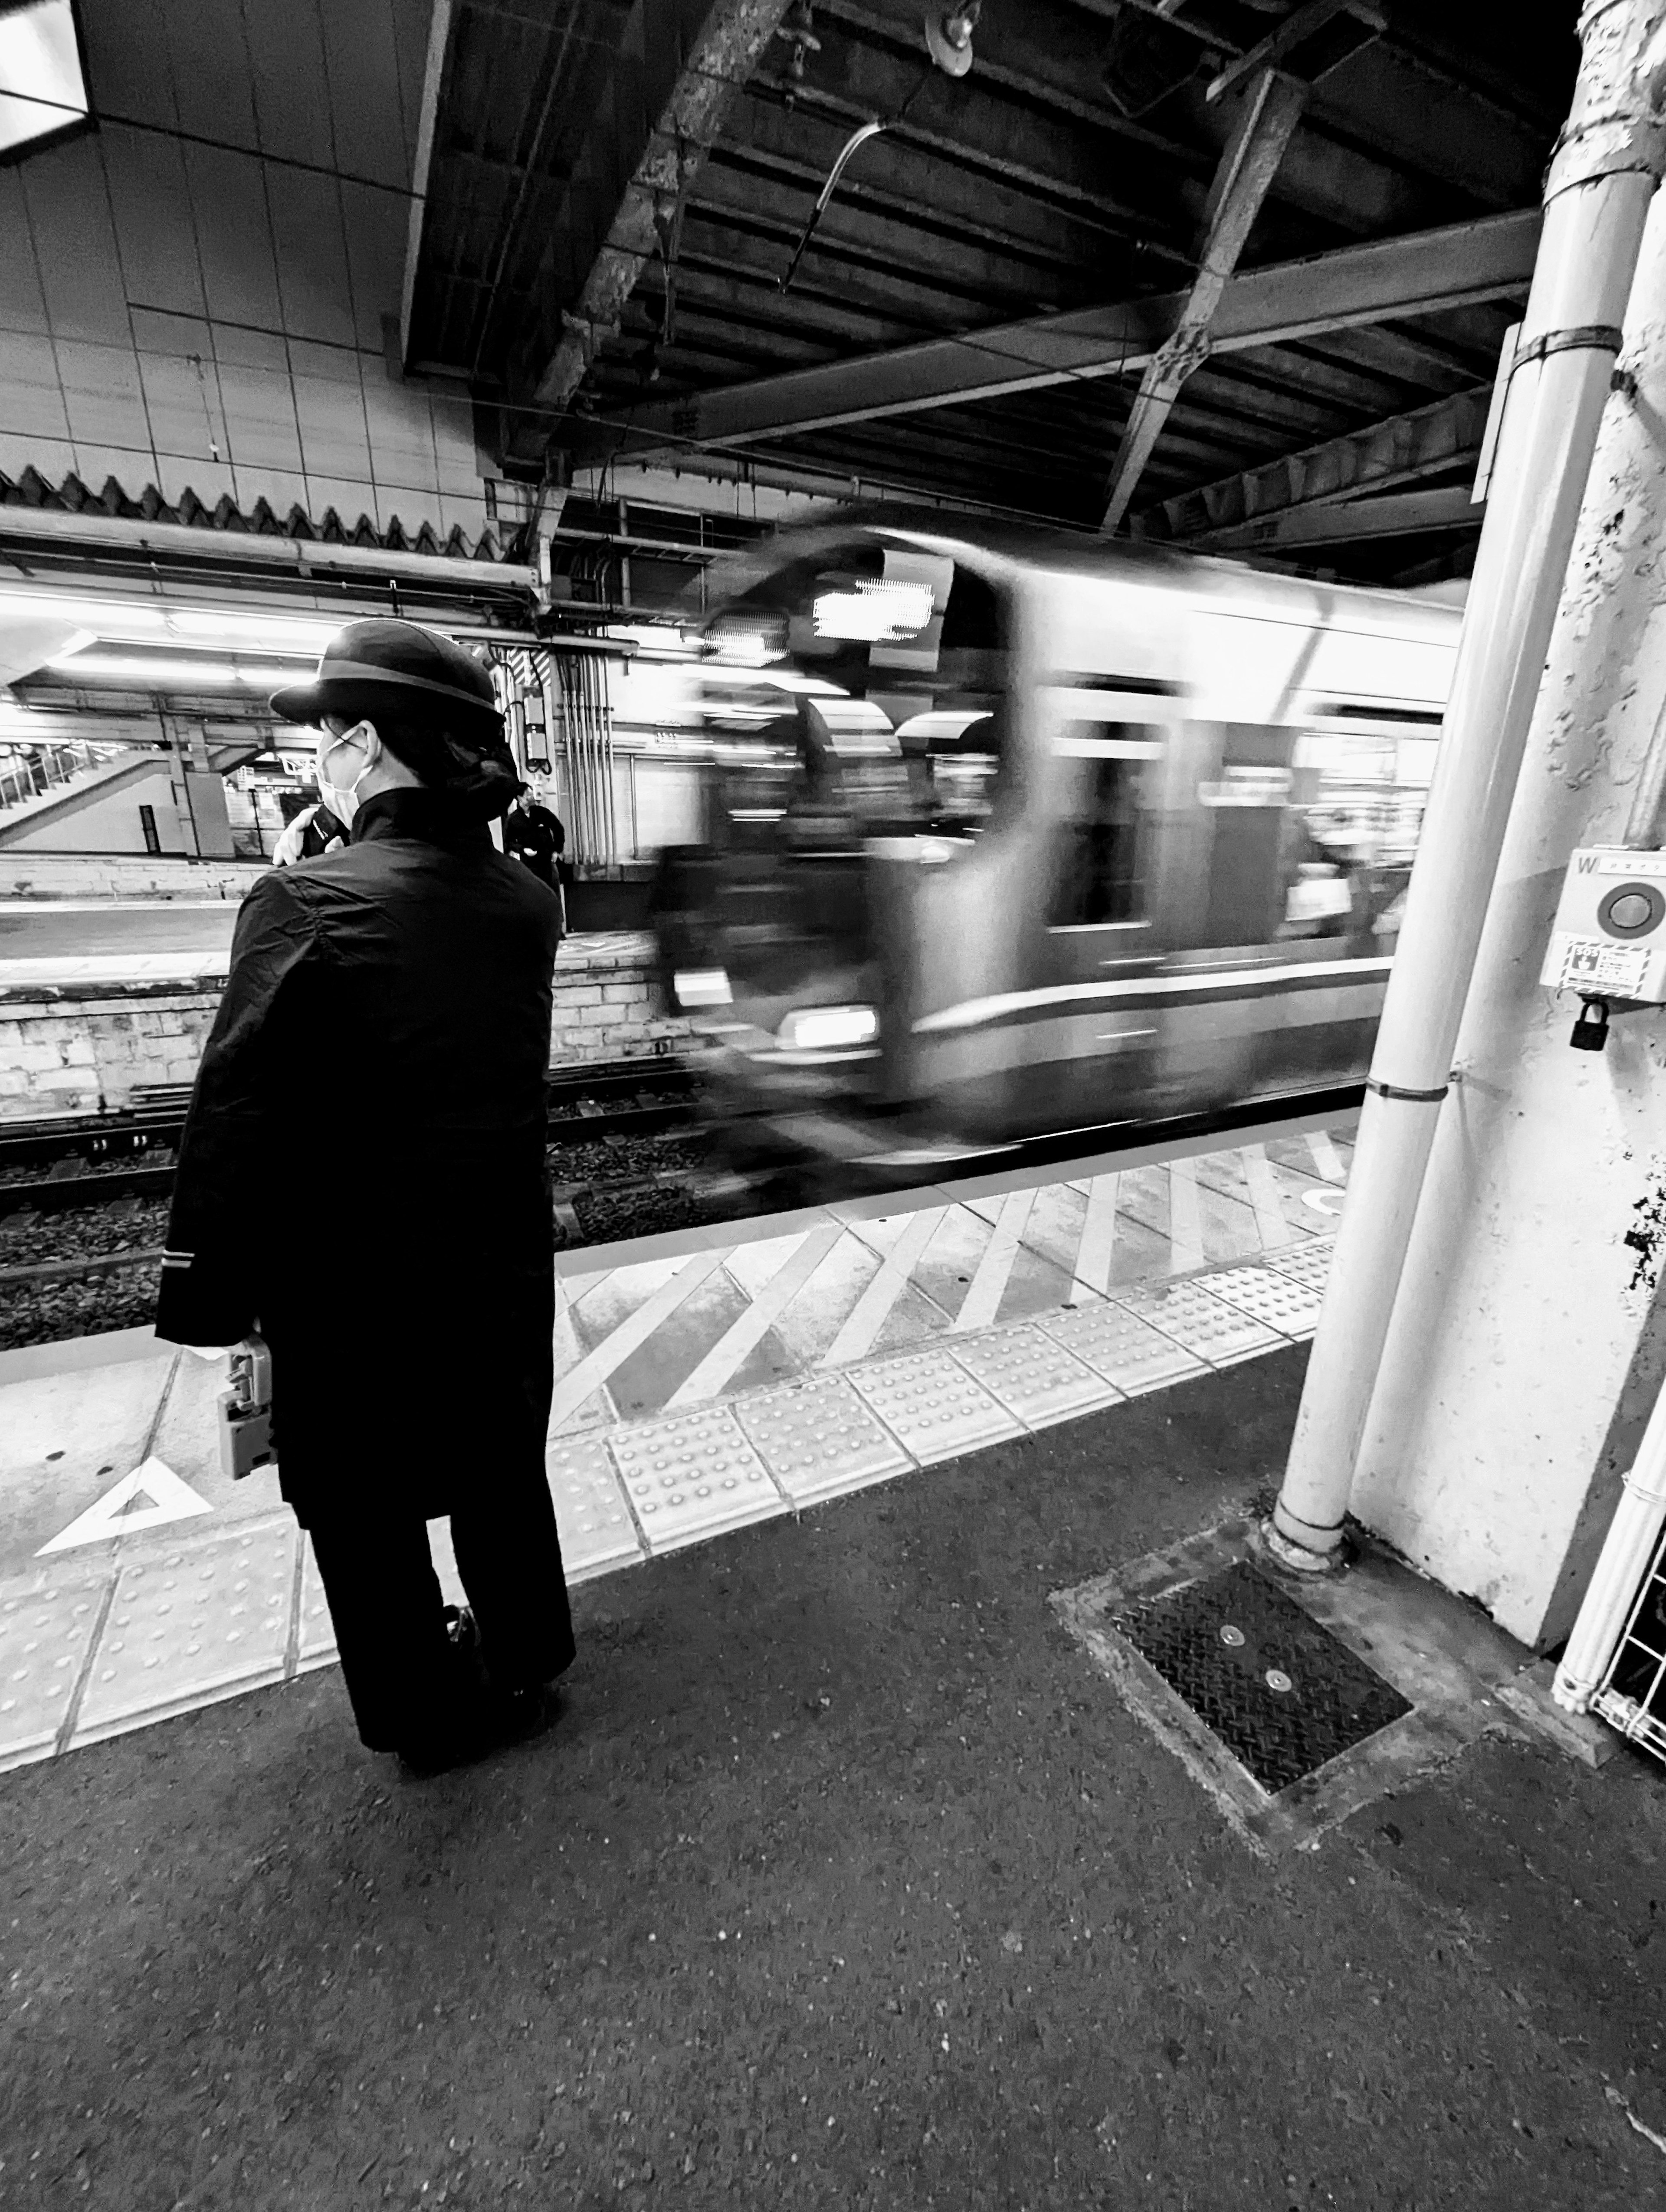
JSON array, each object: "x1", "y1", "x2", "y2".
[{"x1": 401, "y1": 0, "x2": 1571, "y2": 588}]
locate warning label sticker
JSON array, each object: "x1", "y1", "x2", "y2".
[{"x1": 1552, "y1": 934, "x2": 1652, "y2": 995}]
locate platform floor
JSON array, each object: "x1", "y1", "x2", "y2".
[
  {"x1": 0, "y1": 1119, "x2": 1351, "y2": 1775},
  {"x1": 0, "y1": 897, "x2": 238, "y2": 985},
  {"x1": 6, "y1": 1319, "x2": 1663, "y2": 2212}
]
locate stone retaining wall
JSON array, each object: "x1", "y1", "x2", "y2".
[
  {"x1": 0, "y1": 933, "x2": 689, "y2": 1120},
  {"x1": 0, "y1": 854, "x2": 266, "y2": 901}
]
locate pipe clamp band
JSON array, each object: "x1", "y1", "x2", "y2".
[
  {"x1": 1367, "y1": 1078, "x2": 1449, "y2": 1103},
  {"x1": 1511, "y1": 324, "x2": 1625, "y2": 375}
]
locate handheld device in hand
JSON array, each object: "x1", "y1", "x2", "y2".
[{"x1": 218, "y1": 1336, "x2": 276, "y2": 1480}]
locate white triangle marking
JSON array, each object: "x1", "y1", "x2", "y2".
[{"x1": 36, "y1": 1456, "x2": 213, "y2": 1555}]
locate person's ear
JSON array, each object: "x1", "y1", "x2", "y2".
[{"x1": 346, "y1": 719, "x2": 381, "y2": 768}]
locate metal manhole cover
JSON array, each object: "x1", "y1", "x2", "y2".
[{"x1": 1110, "y1": 1560, "x2": 1412, "y2": 1793}]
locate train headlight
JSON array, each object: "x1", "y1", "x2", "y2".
[
  {"x1": 776, "y1": 1005, "x2": 878, "y2": 1052},
  {"x1": 674, "y1": 968, "x2": 732, "y2": 1007}
]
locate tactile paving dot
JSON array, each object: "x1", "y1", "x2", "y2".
[
  {"x1": 735, "y1": 1374, "x2": 913, "y2": 1505},
  {"x1": 607, "y1": 1406, "x2": 788, "y2": 1554},
  {"x1": 546, "y1": 1430, "x2": 643, "y2": 1581},
  {"x1": 1260, "y1": 1237, "x2": 1337, "y2": 1291},
  {"x1": 947, "y1": 1325, "x2": 1122, "y2": 1430},
  {"x1": 0, "y1": 1573, "x2": 114, "y2": 1771},
  {"x1": 1117, "y1": 1280, "x2": 1281, "y2": 1365},
  {"x1": 846, "y1": 1346, "x2": 1021, "y2": 1465},
  {"x1": 1200, "y1": 1265, "x2": 1324, "y2": 1338},
  {"x1": 73, "y1": 1518, "x2": 298, "y2": 1743},
  {"x1": 1040, "y1": 1302, "x2": 1206, "y2": 1395}
]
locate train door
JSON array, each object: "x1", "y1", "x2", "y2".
[
  {"x1": 1199, "y1": 727, "x2": 1299, "y2": 948},
  {"x1": 1033, "y1": 709, "x2": 1166, "y2": 1129}
]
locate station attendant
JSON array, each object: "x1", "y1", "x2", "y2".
[{"x1": 154, "y1": 618, "x2": 575, "y2": 1773}]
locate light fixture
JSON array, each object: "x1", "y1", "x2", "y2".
[
  {"x1": 707, "y1": 630, "x2": 774, "y2": 666},
  {"x1": 776, "y1": 1005, "x2": 879, "y2": 1052},
  {"x1": 0, "y1": 591, "x2": 338, "y2": 657},
  {"x1": 674, "y1": 969, "x2": 733, "y2": 1008},
  {"x1": 165, "y1": 609, "x2": 341, "y2": 652},
  {"x1": 0, "y1": 0, "x2": 90, "y2": 164},
  {"x1": 812, "y1": 580, "x2": 933, "y2": 644},
  {"x1": 698, "y1": 668, "x2": 846, "y2": 697},
  {"x1": 46, "y1": 655, "x2": 298, "y2": 690},
  {"x1": 923, "y1": 1, "x2": 980, "y2": 78}
]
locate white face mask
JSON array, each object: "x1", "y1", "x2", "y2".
[{"x1": 315, "y1": 723, "x2": 375, "y2": 828}]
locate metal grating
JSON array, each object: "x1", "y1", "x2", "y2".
[
  {"x1": 1111, "y1": 1561, "x2": 1412, "y2": 1793},
  {"x1": 1594, "y1": 1521, "x2": 1666, "y2": 1764}
]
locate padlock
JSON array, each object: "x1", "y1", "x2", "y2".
[
  {"x1": 217, "y1": 1335, "x2": 276, "y2": 1480},
  {"x1": 1570, "y1": 996, "x2": 1610, "y2": 1052}
]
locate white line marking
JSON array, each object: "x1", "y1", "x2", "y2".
[
  {"x1": 1067, "y1": 1172, "x2": 1120, "y2": 1304},
  {"x1": 666, "y1": 1226, "x2": 844, "y2": 1407},
  {"x1": 38, "y1": 1458, "x2": 211, "y2": 1554},
  {"x1": 913, "y1": 956, "x2": 1392, "y2": 1035},
  {"x1": 1168, "y1": 1157, "x2": 1204, "y2": 1273},
  {"x1": 1305, "y1": 1131, "x2": 1347, "y2": 1183},
  {"x1": 820, "y1": 1208, "x2": 946, "y2": 1368},
  {"x1": 1240, "y1": 1145, "x2": 1290, "y2": 1251},
  {"x1": 953, "y1": 1187, "x2": 1036, "y2": 1333},
  {"x1": 546, "y1": 1250, "x2": 730, "y2": 1432}
]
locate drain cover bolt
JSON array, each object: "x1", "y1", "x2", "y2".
[
  {"x1": 1265, "y1": 1668, "x2": 1293, "y2": 1694},
  {"x1": 1219, "y1": 1624, "x2": 1246, "y2": 1647}
]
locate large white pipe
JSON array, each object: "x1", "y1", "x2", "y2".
[
  {"x1": 1555, "y1": 1375, "x2": 1666, "y2": 1711},
  {"x1": 1269, "y1": 0, "x2": 1666, "y2": 1567}
]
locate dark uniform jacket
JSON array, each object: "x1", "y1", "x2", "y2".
[
  {"x1": 156, "y1": 787, "x2": 563, "y2": 1528},
  {"x1": 502, "y1": 802, "x2": 563, "y2": 890}
]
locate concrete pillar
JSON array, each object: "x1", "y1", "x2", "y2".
[{"x1": 1350, "y1": 181, "x2": 1666, "y2": 1648}]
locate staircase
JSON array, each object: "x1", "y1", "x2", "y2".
[{"x1": 0, "y1": 744, "x2": 165, "y2": 849}]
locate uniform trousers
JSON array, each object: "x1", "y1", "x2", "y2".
[{"x1": 307, "y1": 1467, "x2": 577, "y2": 1752}]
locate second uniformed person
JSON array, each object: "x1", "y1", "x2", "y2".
[{"x1": 155, "y1": 619, "x2": 574, "y2": 1774}]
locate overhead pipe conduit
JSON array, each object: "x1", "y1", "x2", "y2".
[{"x1": 1268, "y1": 0, "x2": 1666, "y2": 1571}]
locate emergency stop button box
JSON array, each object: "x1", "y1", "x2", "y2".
[{"x1": 1541, "y1": 847, "x2": 1666, "y2": 1001}]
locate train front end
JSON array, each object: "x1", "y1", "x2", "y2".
[{"x1": 653, "y1": 518, "x2": 1014, "y2": 1184}]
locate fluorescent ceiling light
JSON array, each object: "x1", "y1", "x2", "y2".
[
  {"x1": 166, "y1": 609, "x2": 340, "y2": 652},
  {"x1": 0, "y1": 0, "x2": 89, "y2": 163},
  {"x1": 48, "y1": 656, "x2": 297, "y2": 689},
  {"x1": 698, "y1": 668, "x2": 846, "y2": 697},
  {"x1": 0, "y1": 592, "x2": 337, "y2": 656},
  {"x1": 706, "y1": 631, "x2": 777, "y2": 666},
  {"x1": 812, "y1": 581, "x2": 933, "y2": 644}
]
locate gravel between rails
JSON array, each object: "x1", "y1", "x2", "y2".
[{"x1": 0, "y1": 1132, "x2": 732, "y2": 1349}]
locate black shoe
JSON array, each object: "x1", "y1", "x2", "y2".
[
  {"x1": 392, "y1": 1706, "x2": 495, "y2": 1778},
  {"x1": 487, "y1": 1681, "x2": 560, "y2": 1746}
]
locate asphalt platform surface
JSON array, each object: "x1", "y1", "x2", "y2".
[{"x1": 3, "y1": 1344, "x2": 1665, "y2": 2211}]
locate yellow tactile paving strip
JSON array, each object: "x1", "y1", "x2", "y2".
[{"x1": 0, "y1": 1125, "x2": 1349, "y2": 1772}]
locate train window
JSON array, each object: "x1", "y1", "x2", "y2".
[
  {"x1": 1279, "y1": 727, "x2": 1438, "y2": 944},
  {"x1": 700, "y1": 540, "x2": 1010, "y2": 732},
  {"x1": 1051, "y1": 750, "x2": 1144, "y2": 927}
]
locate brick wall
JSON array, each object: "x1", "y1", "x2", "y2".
[
  {"x1": 0, "y1": 934, "x2": 692, "y2": 1121},
  {"x1": 548, "y1": 934, "x2": 690, "y2": 1067}
]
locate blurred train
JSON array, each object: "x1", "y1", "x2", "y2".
[{"x1": 651, "y1": 512, "x2": 1461, "y2": 1176}]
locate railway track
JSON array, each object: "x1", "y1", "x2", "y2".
[
  {"x1": 0, "y1": 1079, "x2": 1363, "y2": 1340},
  {"x1": 0, "y1": 1057, "x2": 705, "y2": 1219}
]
